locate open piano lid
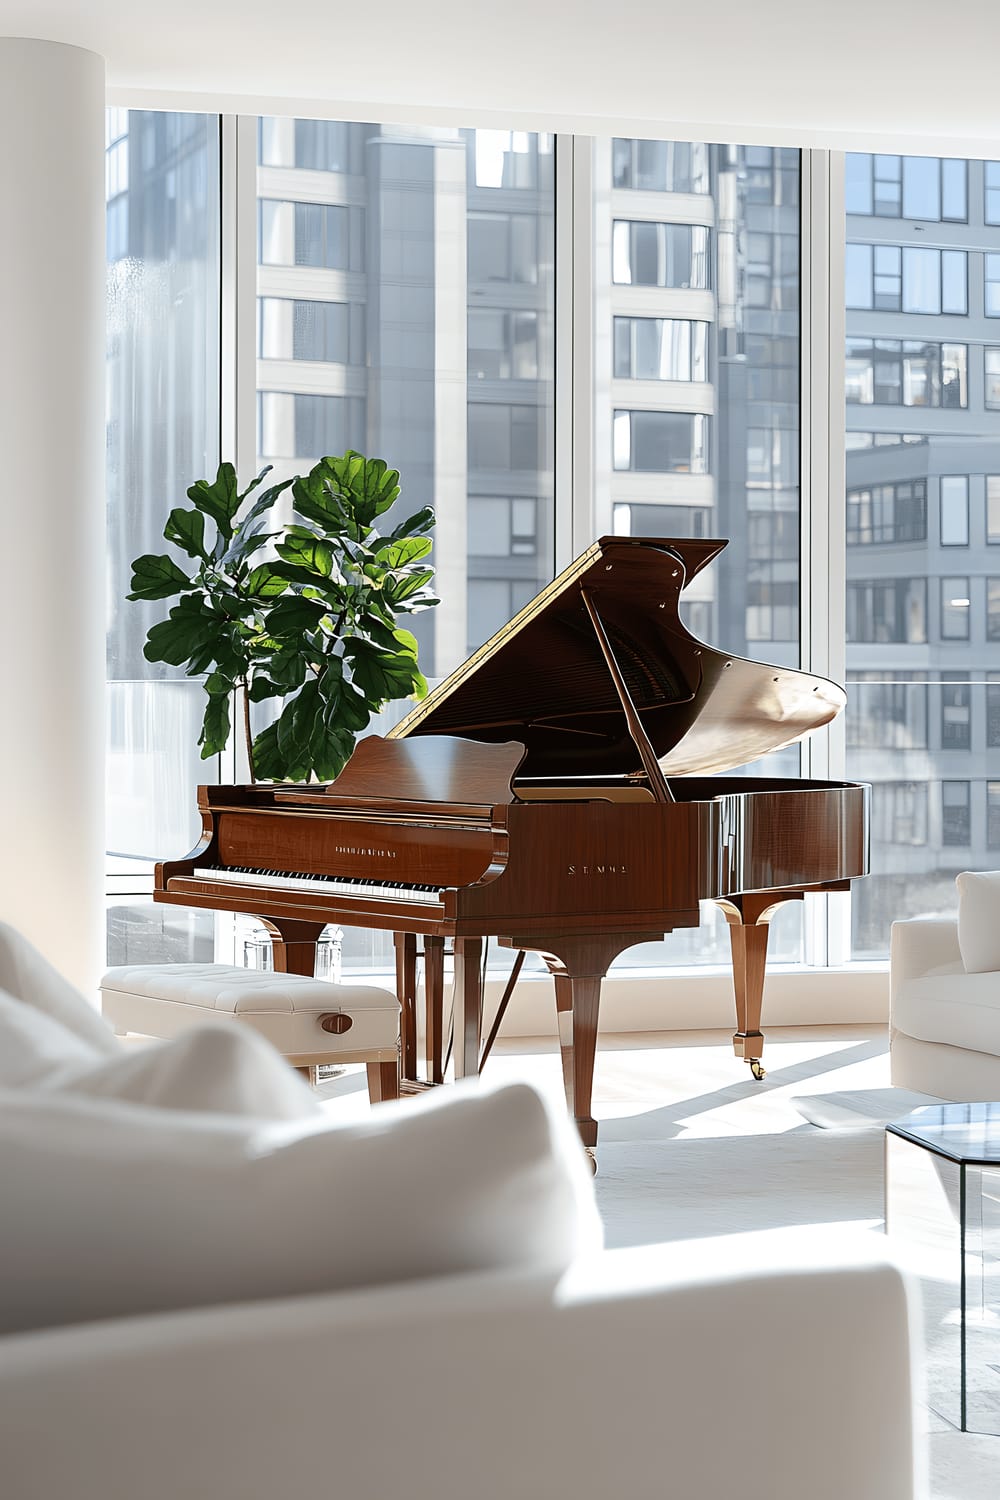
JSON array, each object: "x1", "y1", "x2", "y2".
[{"x1": 389, "y1": 536, "x2": 846, "y2": 780}]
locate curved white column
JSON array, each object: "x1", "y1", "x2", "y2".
[{"x1": 0, "y1": 40, "x2": 106, "y2": 996}]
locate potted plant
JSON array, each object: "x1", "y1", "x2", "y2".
[{"x1": 128, "y1": 451, "x2": 439, "y2": 783}]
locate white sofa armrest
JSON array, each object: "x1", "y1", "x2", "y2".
[
  {"x1": 890, "y1": 918, "x2": 962, "y2": 1001},
  {"x1": 0, "y1": 1227, "x2": 922, "y2": 1500}
]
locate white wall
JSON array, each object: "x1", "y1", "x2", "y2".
[{"x1": 0, "y1": 39, "x2": 106, "y2": 996}]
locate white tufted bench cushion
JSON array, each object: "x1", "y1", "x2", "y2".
[{"x1": 100, "y1": 964, "x2": 401, "y2": 1084}]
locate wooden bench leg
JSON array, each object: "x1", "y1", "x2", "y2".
[{"x1": 366, "y1": 1059, "x2": 400, "y2": 1104}]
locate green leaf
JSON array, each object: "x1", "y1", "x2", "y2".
[
  {"x1": 393, "y1": 626, "x2": 419, "y2": 657},
  {"x1": 309, "y1": 724, "x2": 356, "y2": 781},
  {"x1": 246, "y1": 564, "x2": 288, "y2": 599},
  {"x1": 247, "y1": 675, "x2": 285, "y2": 702},
  {"x1": 204, "y1": 670, "x2": 235, "y2": 696},
  {"x1": 386, "y1": 505, "x2": 435, "y2": 544},
  {"x1": 163, "y1": 508, "x2": 209, "y2": 561},
  {"x1": 199, "y1": 685, "x2": 231, "y2": 760},
  {"x1": 264, "y1": 595, "x2": 327, "y2": 638},
  {"x1": 276, "y1": 534, "x2": 336, "y2": 578},
  {"x1": 267, "y1": 649, "x2": 309, "y2": 689},
  {"x1": 249, "y1": 720, "x2": 283, "y2": 781},
  {"x1": 383, "y1": 567, "x2": 435, "y2": 605},
  {"x1": 376, "y1": 535, "x2": 433, "y2": 568},
  {"x1": 187, "y1": 463, "x2": 241, "y2": 540},
  {"x1": 343, "y1": 638, "x2": 424, "y2": 703},
  {"x1": 291, "y1": 467, "x2": 352, "y2": 534},
  {"x1": 143, "y1": 596, "x2": 219, "y2": 668},
  {"x1": 128, "y1": 554, "x2": 196, "y2": 602}
]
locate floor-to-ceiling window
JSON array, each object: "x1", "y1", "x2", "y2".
[
  {"x1": 105, "y1": 110, "x2": 222, "y2": 964},
  {"x1": 844, "y1": 154, "x2": 1000, "y2": 956},
  {"x1": 107, "y1": 110, "x2": 1000, "y2": 980},
  {"x1": 253, "y1": 120, "x2": 556, "y2": 971},
  {"x1": 594, "y1": 139, "x2": 803, "y2": 968}
]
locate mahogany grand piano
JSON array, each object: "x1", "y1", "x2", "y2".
[{"x1": 154, "y1": 536, "x2": 869, "y2": 1158}]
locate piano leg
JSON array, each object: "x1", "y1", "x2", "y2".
[
  {"x1": 258, "y1": 917, "x2": 328, "y2": 977},
  {"x1": 424, "y1": 935, "x2": 446, "y2": 1085},
  {"x1": 394, "y1": 932, "x2": 419, "y2": 1083},
  {"x1": 510, "y1": 932, "x2": 663, "y2": 1166},
  {"x1": 452, "y1": 937, "x2": 483, "y2": 1081},
  {"x1": 715, "y1": 894, "x2": 807, "y2": 1080}
]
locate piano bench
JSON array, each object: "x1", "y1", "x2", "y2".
[{"x1": 99, "y1": 964, "x2": 401, "y2": 1103}]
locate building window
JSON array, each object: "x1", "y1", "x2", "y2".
[
  {"x1": 846, "y1": 578, "x2": 927, "y2": 643},
  {"x1": 847, "y1": 674, "x2": 928, "y2": 750},
  {"x1": 468, "y1": 309, "x2": 543, "y2": 381},
  {"x1": 942, "y1": 781, "x2": 971, "y2": 846},
  {"x1": 988, "y1": 579, "x2": 1000, "y2": 640},
  {"x1": 468, "y1": 402, "x2": 550, "y2": 472},
  {"x1": 986, "y1": 349, "x2": 1000, "y2": 409},
  {"x1": 259, "y1": 199, "x2": 362, "y2": 271},
  {"x1": 613, "y1": 410, "x2": 709, "y2": 473},
  {"x1": 612, "y1": 138, "x2": 710, "y2": 194},
  {"x1": 746, "y1": 428, "x2": 799, "y2": 489},
  {"x1": 871, "y1": 781, "x2": 928, "y2": 845},
  {"x1": 846, "y1": 480, "x2": 926, "y2": 545},
  {"x1": 940, "y1": 476, "x2": 969, "y2": 546},
  {"x1": 940, "y1": 677, "x2": 971, "y2": 750},
  {"x1": 612, "y1": 221, "x2": 710, "y2": 289},
  {"x1": 989, "y1": 784, "x2": 1000, "y2": 849},
  {"x1": 745, "y1": 580, "x2": 797, "y2": 642},
  {"x1": 468, "y1": 212, "x2": 539, "y2": 285},
  {"x1": 986, "y1": 163, "x2": 1000, "y2": 226},
  {"x1": 989, "y1": 676, "x2": 1000, "y2": 747},
  {"x1": 258, "y1": 392, "x2": 365, "y2": 460},
  {"x1": 258, "y1": 298, "x2": 360, "y2": 364},
  {"x1": 613, "y1": 318, "x2": 709, "y2": 382},
  {"x1": 613, "y1": 502, "x2": 711, "y2": 539},
  {"x1": 986, "y1": 254, "x2": 1000, "y2": 318},
  {"x1": 988, "y1": 477, "x2": 1000, "y2": 544},
  {"x1": 845, "y1": 244, "x2": 967, "y2": 314},
  {"x1": 468, "y1": 497, "x2": 541, "y2": 557},
  {"x1": 940, "y1": 579, "x2": 971, "y2": 640},
  {"x1": 846, "y1": 154, "x2": 967, "y2": 221},
  {"x1": 845, "y1": 339, "x2": 967, "y2": 408}
]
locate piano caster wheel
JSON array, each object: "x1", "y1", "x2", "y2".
[
  {"x1": 749, "y1": 1059, "x2": 766, "y2": 1082},
  {"x1": 584, "y1": 1147, "x2": 598, "y2": 1176}
]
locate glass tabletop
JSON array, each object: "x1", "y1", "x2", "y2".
[{"x1": 886, "y1": 1101, "x2": 1000, "y2": 1164}]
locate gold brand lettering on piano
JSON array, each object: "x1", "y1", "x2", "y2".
[
  {"x1": 567, "y1": 864, "x2": 628, "y2": 875},
  {"x1": 334, "y1": 846, "x2": 398, "y2": 859}
]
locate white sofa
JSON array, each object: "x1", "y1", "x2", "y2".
[
  {"x1": 0, "y1": 922, "x2": 924, "y2": 1499},
  {"x1": 891, "y1": 872, "x2": 1000, "y2": 1100},
  {"x1": 0, "y1": 1228, "x2": 921, "y2": 1500}
]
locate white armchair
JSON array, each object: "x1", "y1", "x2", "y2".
[{"x1": 891, "y1": 873, "x2": 1000, "y2": 1100}]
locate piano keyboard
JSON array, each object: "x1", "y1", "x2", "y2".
[{"x1": 199, "y1": 865, "x2": 444, "y2": 906}]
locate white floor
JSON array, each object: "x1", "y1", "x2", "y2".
[{"x1": 319, "y1": 1025, "x2": 1000, "y2": 1500}]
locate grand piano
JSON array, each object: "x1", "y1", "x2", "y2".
[{"x1": 155, "y1": 536, "x2": 869, "y2": 1158}]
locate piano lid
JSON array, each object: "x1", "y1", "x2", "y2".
[{"x1": 389, "y1": 536, "x2": 846, "y2": 780}]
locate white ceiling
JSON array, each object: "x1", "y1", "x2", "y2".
[{"x1": 2, "y1": 0, "x2": 1000, "y2": 153}]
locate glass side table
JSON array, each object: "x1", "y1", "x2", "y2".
[{"x1": 886, "y1": 1102, "x2": 1000, "y2": 1434}]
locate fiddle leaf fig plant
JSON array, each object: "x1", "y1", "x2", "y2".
[{"x1": 128, "y1": 452, "x2": 438, "y2": 784}]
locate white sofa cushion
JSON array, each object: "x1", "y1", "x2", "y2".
[
  {"x1": 891, "y1": 968, "x2": 1000, "y2": 1055},
  {"x1": 52, "y1": 1026, "x2": 321, "y2": 1119},
  {"x1": 0, "y1": 988, "x2": 102, "y2": 1087},
  {"x1": 0, "y1": 1078, "x2": 602, "y2": 1335},
  {"x1": 0, "y1": 921, "x2": 118, "y2": 1053},
  {"x1": 957, "y1": 870, "x2": 1000, "y2": 973},
  {"x1": 0, "y1": 987, "x2": 318, "y2": 1120}
]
